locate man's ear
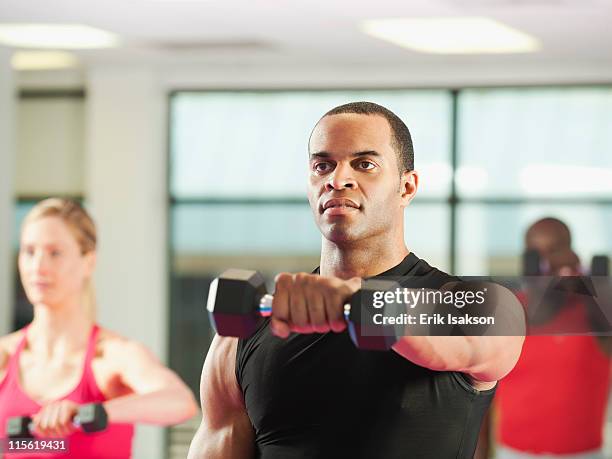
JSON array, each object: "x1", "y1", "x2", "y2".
[{"x1": 400, "y1": 170, "x2": 418, "y2": 206}]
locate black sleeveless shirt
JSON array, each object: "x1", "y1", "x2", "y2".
[{"x1": 236, "y1": 253, "x2": 495, "y2": 459}]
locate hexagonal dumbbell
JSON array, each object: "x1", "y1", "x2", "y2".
[
  {"x1": 344, "y1": 278, "x2": 402, "y2": 350},
  {"x1": 7, "y1": 403, "x2": 108, "y2": 438},
  {"x1": 523, "y1": 249, "x2": 543, "y2": 276},
  {"x1": 206, "y1": 269, "x2": 400, "y2": 350},
  {"x1": 591, "y1": 255, "x2": 609, "y2": 276},
  {"x1": 206, "y1": 269, "x2": 271, "y2": 339}
]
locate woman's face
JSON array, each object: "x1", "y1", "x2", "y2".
[{"x1": 18, "y1": 216, "x2": 95, "y2": 308}]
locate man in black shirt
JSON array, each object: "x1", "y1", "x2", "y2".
[{"x1": 188, "y1": 102, "x2": 524, "y2": 459}]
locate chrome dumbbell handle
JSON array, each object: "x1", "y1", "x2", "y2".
[
  {"x1": 258, "y1": 294, "x2": 273, "y2": 317},
  {"x1": 255, "y1": 293, "x2": 352, "y2": 320}
]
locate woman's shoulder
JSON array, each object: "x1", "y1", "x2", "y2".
[
  {"x1": 0, "y1": 330, "x2": 25, "y2": 372},
  {"x1": 95, "y1": 327, "x2": 129, "y2": 352},
  {"x1": 0, "y1": 330, "x2": 25, "y2": 357},
  {"x1": 94, "y1": 327, "x2": 151, "y2": 361}
]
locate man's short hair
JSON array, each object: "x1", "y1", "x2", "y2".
[
  {"x1": 315, "y1": 101, "x2": 414, "y2": 173},
  {"x1": 526, "y1": 217, "x2": 572, "y2": 246}
]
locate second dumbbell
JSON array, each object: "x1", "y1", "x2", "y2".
[{"x1": 7, "y1": 403, "x2": 108, "y2": 438}]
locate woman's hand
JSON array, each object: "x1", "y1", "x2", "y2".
[{"x1": 32, "y1": 400, "x2": 80, "y2": 437}]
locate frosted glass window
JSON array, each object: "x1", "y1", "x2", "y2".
[
  {"x1": 16, "y1": 98, "x2": 85, "y2": 196},
  {"x1": 170, "y1": 203, "x2": 448, "y2": 269},
  {"x1": 456, "y1": 204, "x2": 612, "y2": 275},
  {"x1": 404, "y1": 204, "x2": 450, "y2": 272},
  {"x1": 12, "y1": 202, "x2": 36, "y2": 249},
  {"x1": 171, "y1": 203, "x2": 320, "y2": 256},
  {"x1": 170, "y1": 90, "x2": 452, "y2": 199},
  {"x1": 457, "y1": 88, "x2": 612, "y2": 198}
]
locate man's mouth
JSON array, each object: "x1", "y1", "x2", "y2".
[{"x1": 320, "y1": 198, "x2": 360, "y2": 214}]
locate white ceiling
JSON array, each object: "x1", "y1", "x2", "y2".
[{"x1": 1, "y1": 0, "x2": 611, "y2": 78}]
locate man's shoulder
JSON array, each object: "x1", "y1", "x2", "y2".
[{"x1": 402, "y1": 254, "x2": 457, "y2": 288}]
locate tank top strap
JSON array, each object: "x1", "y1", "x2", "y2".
[
  {"x1": 7, "y1": 326, "x2": 30, "y2": 373},
  {"x1": 76, "y1": 324, "x2": 106, "y2": 402},
  {"x1": 10, "y1": 324, "x2": 97, "y2": 364},
  {"x1": 84, "y1": 324, "x2": 100, "y2": 366}
]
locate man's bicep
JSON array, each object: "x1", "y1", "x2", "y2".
[
  {"x1": 189, "y1": 412, "x2": 255, "y2": 459},
  {"x1": 188, "y1": 335, "x2": 255, "y2": 459},
  {"x1": 200, "y1": 335, "x2": 245, "y2": 423}
]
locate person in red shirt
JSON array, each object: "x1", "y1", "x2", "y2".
[
  {"x1": 477, "y1": 217, "x2": 611, "y2": 459},
  {"x1": 0, "y1": 198, "x2": 198, "y2": 458}
]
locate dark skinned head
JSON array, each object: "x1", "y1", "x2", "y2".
[{"x1": 525, "y1": 217, "x2": 579, "y2": 275}]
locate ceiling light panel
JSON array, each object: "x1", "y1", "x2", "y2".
[
  {"x1": 12, "y1": 50, "x2": 79, "y2": 70},
  {"x1": 0, "y1": 24, "x2": 118, "y2": 49},
  {"x1": 362, "y1": 17, "x2": 541, "y2": 54}
]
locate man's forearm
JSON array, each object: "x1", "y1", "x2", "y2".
[{"x1": 392, "y1": 335, "x2": 523, "y2": 382}]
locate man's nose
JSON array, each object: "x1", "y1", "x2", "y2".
[{"x1": 325, "y1": 163, "x2": 357, "y2": 191}]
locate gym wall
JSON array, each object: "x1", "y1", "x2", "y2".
[{"x1": 3, "y1": 64, "x2": 612, "y2": 458}]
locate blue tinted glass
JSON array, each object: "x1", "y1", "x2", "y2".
[
  {"x1": 171, "y1": 203, "x2": 320, "y2": 255},
  {"x1": 170, "y1": 90, "x2": 452, "y2": 198},
  {"x1": 458, "y1": 88, "x2": 612, "y2": 198},
  {"x1": 457, "y1": 204, "x2": 612, "y2": 275},
  {"x1": 171, "y1": 202, "x2": 449, "y2": 270},
  {"x1": 12, "y1": 202, "x2": 36, "y2": 249}
]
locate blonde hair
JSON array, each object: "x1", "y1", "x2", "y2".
[{"x1": 22, "y1": 198, "x2": 98, "y2": 320}]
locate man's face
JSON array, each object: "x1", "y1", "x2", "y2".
[
  {"x1": 307, "y1": 113, "x2": 416, "y2": 245},
  {"x1": 527, "y1": 231, "x2": 563, "y2": 258},
  {"x1": 526, "y1": 223, "x2": 571, "y2": 259},
  {"x1": 526, "y1": 225, "x2": 576, "y2": 274}
]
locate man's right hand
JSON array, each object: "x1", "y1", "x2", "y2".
[
  {"x1": 546, "y1": 248, "x2": 580, "y2": 276},
  {"x1": 271, "y1": 273, "x2": 361, "y2": 338}
]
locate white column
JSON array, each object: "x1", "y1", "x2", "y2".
[
  {"x1": 85, "y1": 66, "x2": 168, "y2": 459},
  {"x1": 0, "y1": 48, "x2": 15, "y2": 336}
]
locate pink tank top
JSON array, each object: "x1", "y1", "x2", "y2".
[{"x1": 0, "y1": 325, "x2": 134, "y2": 458}]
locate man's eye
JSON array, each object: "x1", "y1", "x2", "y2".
[
  {"x1": 357, "y1": 161, "x2": 375, "y2": 170},
  {"x1": 314, "y1": 162, "x2": 332, "y2": 173},
  {"x1": 50, "y1": 250, "x2": 61, "y2": 257}
]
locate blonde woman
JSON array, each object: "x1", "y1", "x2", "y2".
[{"x1": 0, "y1": 198, "x2": 197, "y2": 458}]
